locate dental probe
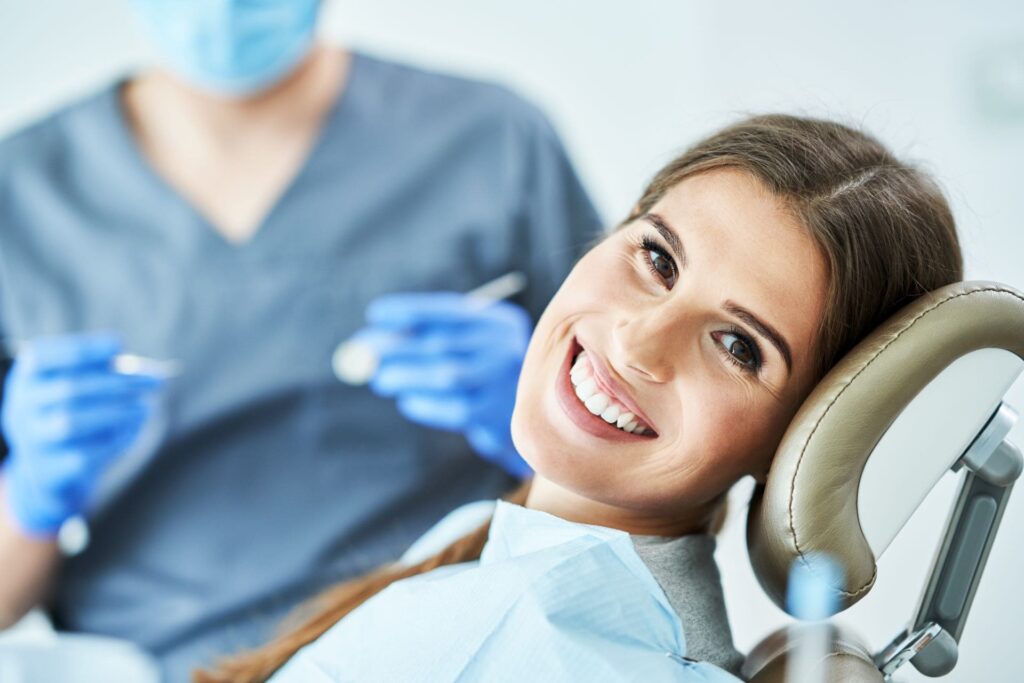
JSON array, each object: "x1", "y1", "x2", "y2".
[
  {"x1": 332, "y1": 271, "x2": 528, "y2": 386},
  {"x1": 0, "y1": 338, "x2": 181, "y2": 380},
  {"x1": 111, "y1": 353, "x2": 182, "y2": 379}
]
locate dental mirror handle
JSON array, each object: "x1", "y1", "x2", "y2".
[{"x1": 332, "y1": 271, "x2": 527, "y2": 385}]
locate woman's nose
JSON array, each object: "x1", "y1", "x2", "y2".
[{"x1": 611, "y1": 310, "x2": 682, "y2": 384}]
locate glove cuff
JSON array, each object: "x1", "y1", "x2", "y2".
[{"x1": 1, "y1": 462, "x2": 72, "y2": 538}]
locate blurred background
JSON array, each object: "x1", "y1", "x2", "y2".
[{"x1": 1, "y1": 1, "x2": 1022, "y2": 681}]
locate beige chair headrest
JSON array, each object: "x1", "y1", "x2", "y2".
[{"x1": 747, "y1": 281, "x2": 1024, "y2": 613}]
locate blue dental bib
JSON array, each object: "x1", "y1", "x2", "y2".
[{"x1": 270, "y1": 501, "x2": 741, "y2": 682}]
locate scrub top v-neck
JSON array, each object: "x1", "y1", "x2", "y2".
[
  {"x1": 102, "y1": 52, "x2": 360, "y2": 260},
  {"x1": 0, "y1": 49, "x2": 604, "y2": 681}
]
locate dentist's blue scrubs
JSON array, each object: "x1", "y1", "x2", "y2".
[{"x1": 0, "y1": 50, "x2": 602, "y2": 680}]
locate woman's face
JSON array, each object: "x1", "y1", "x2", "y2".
[{"x1": 512, "y1": 167, "x2": 829, "y2": 530}]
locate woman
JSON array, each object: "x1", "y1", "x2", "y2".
[{"x1": 197, "y1": 113, "x2": 963, "y2": 682}]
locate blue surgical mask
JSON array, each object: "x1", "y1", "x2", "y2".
[{"x1": 129, "y1": 0, "x2": 323, "y2": 97}]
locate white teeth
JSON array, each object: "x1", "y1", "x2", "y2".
[
  {"x1": 567, "y1": 350, "x2": 653, "y2": 436},
  {"x1": 575, "y1": 378, "x2": 598, "y2": 401},
  {"x1": 584, "y1": 392, "x2": 609, "y2": 415},
  {"x1": 570, "y1": 353, "x2": 591, "y2": 387}
]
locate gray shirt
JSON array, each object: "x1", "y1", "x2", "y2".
[
  {"x1": 632, "y1": 534, "x2": 746, "y2": 677},
  {"x1": 0, "y1": 49, "x2": 603, "y2": 681}
]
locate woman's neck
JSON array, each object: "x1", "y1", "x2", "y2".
[{"x1": 523, "y1": 475, "x2": 718, "y2": 537}]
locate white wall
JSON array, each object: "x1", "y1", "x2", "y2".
[{"x1": 2, "y1": 1, "x2": 1023, "y2": 681}]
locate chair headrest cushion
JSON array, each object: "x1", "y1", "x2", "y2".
[{"x1": 746, "y1": 281, "x2": 1024, "y2": 613}]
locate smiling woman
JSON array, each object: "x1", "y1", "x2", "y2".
[
  {"x1": 515, "y1": 166, "x2": 832, "y2": 537},
  {"x1": 195, "y1": 113, "x2": 964, "y2": 682}
]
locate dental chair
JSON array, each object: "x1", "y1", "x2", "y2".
[{"x1": 742, "y1": 280, "x2": 1024, "y2": 682}]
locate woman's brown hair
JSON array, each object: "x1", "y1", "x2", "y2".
[{"x1": 195, "y1": 113, "x2": 963, "y2": 682}]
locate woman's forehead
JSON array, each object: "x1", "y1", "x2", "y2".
[{"x1": 654, "y1": 168, "x2": 799, "y2": 243}]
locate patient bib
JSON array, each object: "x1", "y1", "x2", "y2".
[{"x1": 269, "y1": 501, "x2": 741, "y2": 682}]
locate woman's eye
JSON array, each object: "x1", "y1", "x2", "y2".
[
  {"x1": 638, "y1": 234, "x2": 678, "y2": 288},
  {"x1": 649, "y1": 250, "x2": 675, "y2": 282},
  {"x1": 641, "y1": 238, "x2": 677, "y2": 287},
  {"x1": 716, "y1": 330, "x2": 762, "y2": 374}
]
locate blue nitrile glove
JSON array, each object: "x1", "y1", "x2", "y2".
[
  {"x1": 365, "y1": 292, "x2": 533, "y2": 479},
  {"x1": 0, "y1": 332, "x2": 165, "y2": 536}
]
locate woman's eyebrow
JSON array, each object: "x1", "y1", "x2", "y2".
[{"x1": 641, "y1": 212, "x2": 793, "y2": 376}]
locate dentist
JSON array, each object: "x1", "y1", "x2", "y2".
[{"x1": 0, "y1": 1, "x2": 602, "y2": 678}]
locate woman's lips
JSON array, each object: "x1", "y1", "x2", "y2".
[
  {"x1": 554, "y1": 338, "x2": 655, "y2": 442},
  {"x1": 582, "y1": 344, "x2": 658, "y2": 434}
]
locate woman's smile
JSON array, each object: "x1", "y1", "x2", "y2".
[{"x1": 554, "y1": 337, "x2": 658, "y2": 442}]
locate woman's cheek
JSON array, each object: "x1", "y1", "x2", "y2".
[
  {"x1": 558, "y1": 268, "x2": 620, "y2": 314},
  {"x1": 589, "y1": 251, "x2": 642, "y2": 304}
]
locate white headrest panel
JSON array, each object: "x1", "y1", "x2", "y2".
[{"x1": 857, "y1": 348, "x2": 1022, "y2": 556}]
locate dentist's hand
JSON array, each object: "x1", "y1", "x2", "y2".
[
  {"x1": 365, "y1": 293, "x2": 533, "y2": 479},
  {"x1": 1, "y1": 333, "x2": 164, "y2": 536}
]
